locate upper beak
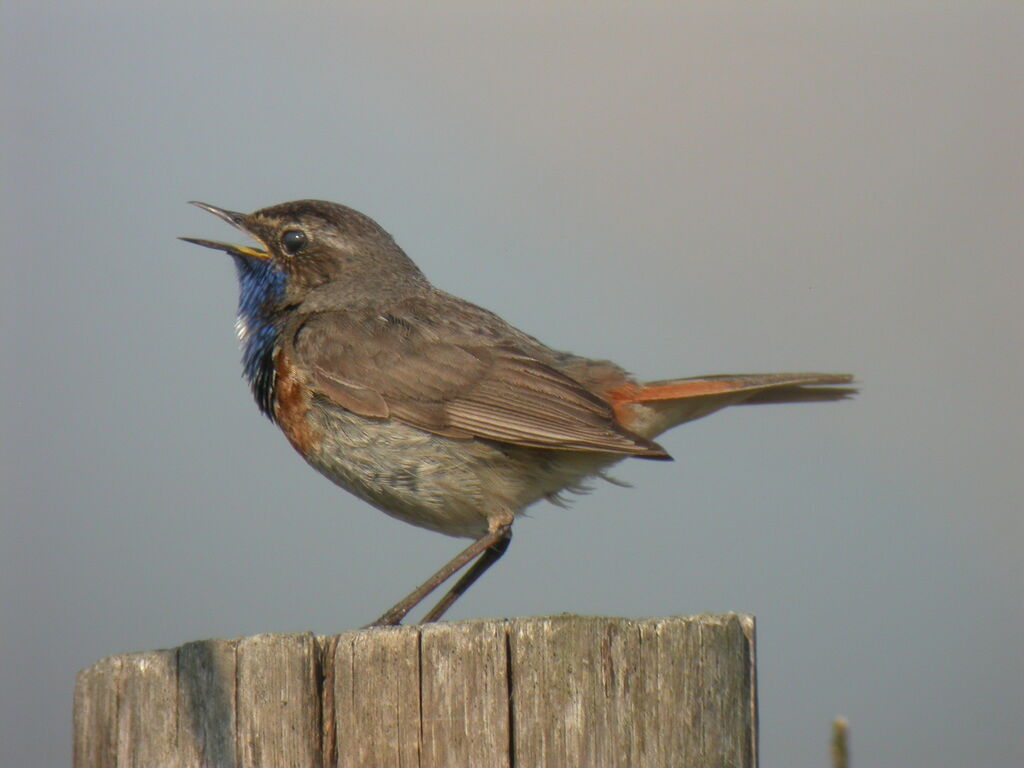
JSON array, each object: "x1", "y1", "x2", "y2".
[{"x1": 180, "y1": 201, "x2": 270, "y2": 259}]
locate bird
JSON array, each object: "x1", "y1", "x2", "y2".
[{"x1": 182, "y1": 199, "x2": 855, "y2": 626}]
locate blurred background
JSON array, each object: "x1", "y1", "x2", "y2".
[{"x1": 2, "y1": 3, "x2": 1021, "y2": 766}]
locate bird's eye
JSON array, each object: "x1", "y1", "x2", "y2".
[{"x1": 281, "y1": 230, "x2": 307, "y2": 254}]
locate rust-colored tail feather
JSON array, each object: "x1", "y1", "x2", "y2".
[
  {"x1": 615, "y1": 373, "x2": 855, "y2": 404},
  {"x1": 610, "y1": 373, "x2": 856, "y2": 443}
]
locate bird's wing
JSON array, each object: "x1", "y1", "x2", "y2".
[{"x1": 287, "y1": 309, "x2": 668, "y2": 457}]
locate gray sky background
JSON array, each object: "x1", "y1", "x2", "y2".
[{"x1": 2, "y1": 3, "x2": 1021, "y2": 767}]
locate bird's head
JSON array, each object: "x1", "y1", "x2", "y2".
[
  {"x1": 181, "y1": 199, "x2": 426, "y2": 302},
  {"x1": 182, "y1": 199, "x2": 428, "y2": 415}
]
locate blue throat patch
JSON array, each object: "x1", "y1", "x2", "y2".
[{"x1": 233, "y1": 255, "x2": 286, "y2": 419}]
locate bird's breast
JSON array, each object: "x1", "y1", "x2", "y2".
[{"x1": 272, "y1": 354, "x2": 322, "y2": 457}]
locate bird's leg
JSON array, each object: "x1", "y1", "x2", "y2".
[
  {"x1": 419, "y1": 528, "x2": 512, "y2": 624},
  {"x1": 366, "y1": 523, "x2": 512, "y2": 627}
]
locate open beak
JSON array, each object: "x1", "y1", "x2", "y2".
[{"x1": 180, "y1": 201, "x2": 270, "y2": 259}]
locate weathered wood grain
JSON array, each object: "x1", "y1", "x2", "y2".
[
  {"x1": 115, "y1": 648, "x2": 179, "y2": 767},
  {"x1": 177, "y1": 638, "x2": 238, "y2": 768},
  {"x1": 331, "y1": 626, "x2": 420, "y2": 768},
  {"x1": 73, "y1": 655, "x2": 120, "y2": 768},
  {"x1": 419, "y1": 619, "x2": 511, "y2": 767},
  {"x1": 74, "y1": 615, "x2": 757, "y2": 768},
  {"x1": 236, "y1": 633, "x2": 321, "y2": 768}
]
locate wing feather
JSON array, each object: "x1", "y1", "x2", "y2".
[{"x1": 289, "y1": 309, "x2": 666, "y2": 457}]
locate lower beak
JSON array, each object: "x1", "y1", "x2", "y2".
[
  {"x1": 180, "y1": 201, "x2": 270, "y2": 259},
  {"x1": 179, "y1": 236, "x2": 270, "y2": 260}
]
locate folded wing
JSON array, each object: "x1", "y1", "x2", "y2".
[{"x1": 289, "y1": 310, "x2": 669, "y2": 458}]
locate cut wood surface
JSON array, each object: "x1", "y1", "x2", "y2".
[{"x1": 74, "y1": 614, "x2": 757, "y2": 768}]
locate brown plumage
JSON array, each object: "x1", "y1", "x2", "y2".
[
  {"x1": 183, "y1": 199, "x2": 856, "y2": 625},
  {"x1": 289, "y1": 304, "x2": 668, "y2": 457}
]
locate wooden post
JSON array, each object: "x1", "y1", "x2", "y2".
[{"x1": 74, "y1": 614, "x2": 757, "y2": 768}]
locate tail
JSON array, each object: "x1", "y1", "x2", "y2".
[{"x1": 610, "y1": 373, "x2": 856, "y2": 442}]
